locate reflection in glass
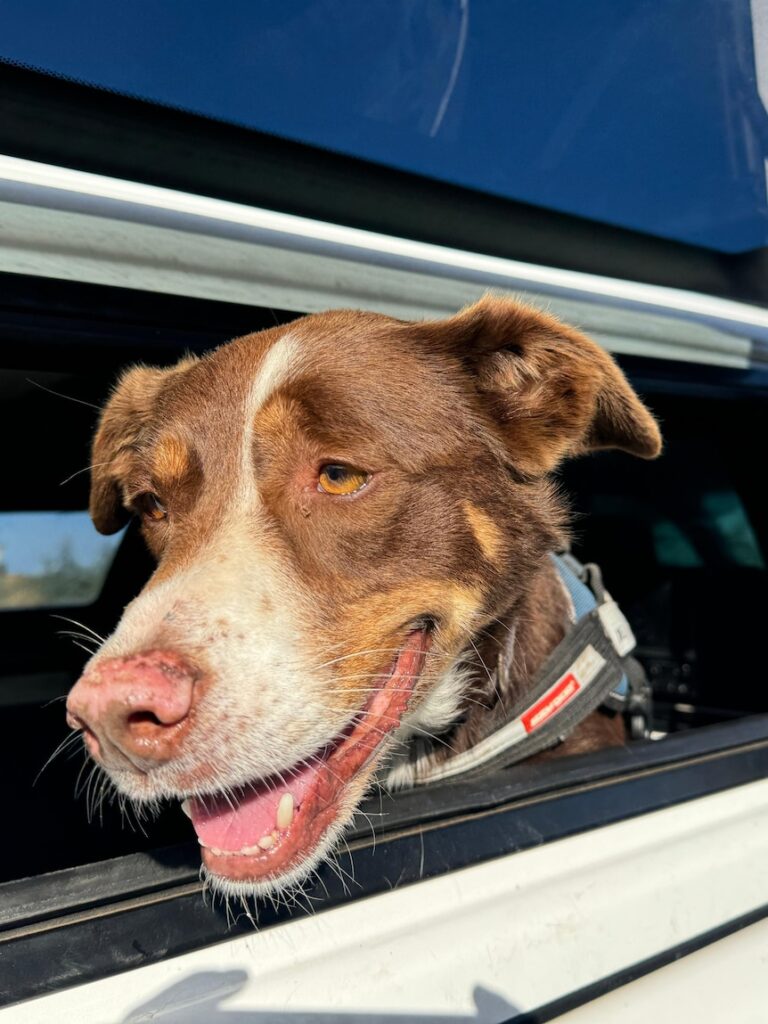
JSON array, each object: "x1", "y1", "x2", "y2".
[{"x1": 0, "y1": 511, "x2": 123, "y2": 609}]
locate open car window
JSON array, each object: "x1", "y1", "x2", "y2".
[
  {"x1": 0, "y1": 271, "x2": 765, "y2": 874},
  {"x1": 1, "y1": 288, "x2": 767, "y2": 1013}
]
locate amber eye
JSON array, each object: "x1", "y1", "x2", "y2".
[
  {"x1": 317, "y1": 464, "x2": 370, "y2": 496},
  {"x1": 135, "y1": 492, "x2": 167, "y2": 522}
]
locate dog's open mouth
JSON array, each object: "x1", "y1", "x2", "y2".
[{"x1": 186, "y1": 627, "x2": 432, "y2": 886}]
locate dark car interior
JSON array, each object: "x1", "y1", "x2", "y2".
[{"x1": 1, "y1": 270, "x2": 766, "y2": 890}]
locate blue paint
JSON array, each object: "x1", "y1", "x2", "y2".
[{"x1": 2, "y1": 0, "x2": 766, "y2": 252}]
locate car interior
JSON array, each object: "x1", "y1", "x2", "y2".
[{"x1": 1, "y1": 270, "x2": 766, "y2": 891}]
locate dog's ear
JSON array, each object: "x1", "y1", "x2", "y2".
[
  {"x1": 431, "y1": 296, "x2": 661, "y2": 476},
  {"x1": 90, "y1": 359, "x2": 194, "y2": 534}
]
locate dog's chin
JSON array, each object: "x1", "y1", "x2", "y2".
[{"x1": 171, "y1": 626, "x2": 433, "y2": 896}]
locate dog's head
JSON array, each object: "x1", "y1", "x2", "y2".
[{"x1": 66, "y1": 298, "x2": 660, "y2": 896}]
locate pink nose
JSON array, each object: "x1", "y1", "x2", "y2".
[{"x1": 66, "y1": 650, "x2": 199, "y2": 766}]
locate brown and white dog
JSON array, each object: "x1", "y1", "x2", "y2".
[{"x1": 66, "y1": 297, "x2": 661, "y2": 898}]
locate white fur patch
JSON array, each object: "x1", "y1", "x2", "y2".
[
  {"x1": 250, "y1": 333, "x2": 300, "y2": 414},
  {"x1": 237, "y1": 333, "x2": 300, "y2": 505}
]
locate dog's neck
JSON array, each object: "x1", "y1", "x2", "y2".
[
  {"x1": 391, "y1": 557, "x2": 624, "y2": 786},
  {"x1": 440, "y1": 557, "x2": 573, "y2": 759}
]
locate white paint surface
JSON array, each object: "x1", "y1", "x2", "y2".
[{"x1": 556, "y1": 916, "x2": 768, "y2": 1023}]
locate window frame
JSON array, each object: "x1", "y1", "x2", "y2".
[{"x1": 1, "y1": 60, "x2": 768, "y2": 309}]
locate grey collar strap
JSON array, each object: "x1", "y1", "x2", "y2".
[{"x1": 413, "y1": 553, "x2": 652, "y2": 786}]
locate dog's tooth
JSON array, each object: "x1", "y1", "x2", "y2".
[
  {"x1": 181, "y1": 799, "x2": 192, "y2": 819},
  {"x1": 258, "y1": 834, "x2": 275, "y2": 850},
  {"x1": 276, "y1": 792, "x2": 294, "y2": 829}
]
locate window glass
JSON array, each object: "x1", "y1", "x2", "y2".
[
  {"x1": 0, "y1": 511, "x2": 122, "y2": 610},
  {"x1": 592, "y1": 489, "x2": 764, "y2": 570},
  {"x1": 1, "y1": 0, "x2": 767, "y2": 251}
]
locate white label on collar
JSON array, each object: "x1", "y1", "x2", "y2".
[
  {"x1": 599, "y1": 600, "x2": 636, "y2": 657},
  {"x1": 570, "y1": 643, "x2": 607, "y2": 686}
]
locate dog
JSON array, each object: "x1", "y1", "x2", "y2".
[{"x1": 66, "y1": 296, "x2": 661, "y2": 899}]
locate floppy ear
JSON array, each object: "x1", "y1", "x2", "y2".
[
  {"x1": 434, "y1": 296, "x2": 661, "y2": 476},
  {"x1": 90, "y1": 359, "x2": 194, "y2": 534}
]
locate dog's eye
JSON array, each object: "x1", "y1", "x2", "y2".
[
  {"x1": 317, "y1": 464, "x2": 370, "y2": 496},
  {"x1": 135, "y1": 492, "x2": 167, "y2": 522}
]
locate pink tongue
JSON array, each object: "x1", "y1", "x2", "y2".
[{"x1": 190, "y1": 762, "x2": 317, "y2": 851}]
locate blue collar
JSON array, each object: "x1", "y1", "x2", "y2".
[{"x1": 551, "y1": 553, "x2": 629, "y2": 699}]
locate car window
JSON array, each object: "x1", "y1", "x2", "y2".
[
  {"x1": 1, "y1": 1, "x2": 766, "y2": 252},
  {"x1": 588, "y1": 444, "x2": 765, "y2": 571},
  {"x1": 0, "y1": 511, "x2": 123, "y2": 610}
]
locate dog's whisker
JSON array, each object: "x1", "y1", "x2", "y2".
[
  {"x1": 70, "y1": 639, "x2": 99, "y2": 657},
  {"x1": 355, "y1": 807, "x2": 377, "y2": 851},
  {"x1": 466, "y1": 635, "x2": 509, "y2": 718},
  {"x1": 337, "y1": 837, "x2": 358, "y2": 888},
  {"x1": 324, "y1": 852, "x2": 352, "y2": 897},
  {"x1": 34, "y1": 730, "x2": 83, "y2": 785},
  {"x1": 332, "y1": 688, "x2": 490, "y2": 711},
  {"x1": 59, "y1": 460, "x2": 114, "y2": 487},
  {"x1": 51, "y1": 615, "x2": 107, "y2": 645},
  {"x1": 308, "y1": 647, "x2": 451, "y2": 673},
  {"x1": 300, "y1": 753, "x2": 347, "y2": 789},
  {"x1": 26, "y1": 376, "x2": 101, "y2": 410},
  {"x1": 84, "y1": 763, "x2": 102, "y2": 822},
  {"x1": 73, "y1": 751, "x2": 93, "y2": 801},
  {"x1": 57, "y1": 630, "x2": 98, "y2": 644}
]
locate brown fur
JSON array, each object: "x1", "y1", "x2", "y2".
[{"x1": 87, "y1": 296, "x2": 659, "y2": 792}]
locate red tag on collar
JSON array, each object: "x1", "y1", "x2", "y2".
[{"x1": 522, "y1": 673, "x2": 581, "y2": 733}]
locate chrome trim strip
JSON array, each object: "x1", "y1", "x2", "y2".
[{"x1": 0, "y1": 154, "x2": 762, "y2": 367}]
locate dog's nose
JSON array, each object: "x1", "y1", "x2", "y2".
[{"x1": 66, "y1": 650, "x2": 199, "y2": 766}]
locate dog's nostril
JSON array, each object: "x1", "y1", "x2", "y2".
[
  {"x1": 69, "y1": 650, "x2": 198, "y2": 761},
  {"x1": 128, "y1": 710, "x2": 164, "y2": 728}
]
